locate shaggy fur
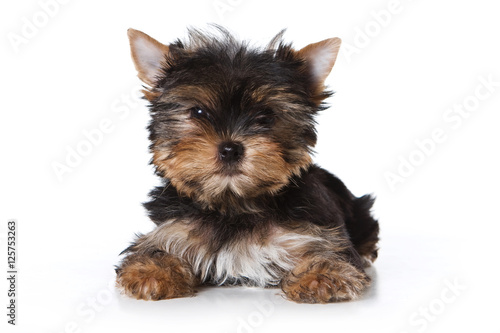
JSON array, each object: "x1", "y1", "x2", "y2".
[{"x1": 115, "y1": 26, "x2": 379, "y2": 304}]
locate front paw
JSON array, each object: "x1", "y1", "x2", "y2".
[
  {"x1": 281, "y1": 261, "x2": 370, "y2": 303},
  {"x1": 116, "y1": 252, "x2": 197, "y2": 300}
]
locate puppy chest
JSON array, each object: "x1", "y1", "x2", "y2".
[{"x1": 180, "y1": 229, "x2": 322, "y2": 287}]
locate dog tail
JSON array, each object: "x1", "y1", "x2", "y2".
[{"x1": 346, "y1": 194, "x2": 380, "y2": 262}]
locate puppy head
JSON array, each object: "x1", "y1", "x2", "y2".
[{"x1": 127, "y1": 26, "x2": 341, "y2": 210}]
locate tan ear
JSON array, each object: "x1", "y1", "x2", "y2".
[
  {"x1": 297, "y1": 37, "x2": 341, "y2": 92},
  {"x1": 127, "y1": 28, "x2": 169, "y2": 86}
]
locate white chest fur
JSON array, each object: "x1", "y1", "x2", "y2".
[{"x1": 142, "y1": 221, "x2": 324, "y2": 287}]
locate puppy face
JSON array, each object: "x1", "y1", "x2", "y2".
[{"x1": 127, "y1": 27, "x2": 341, "y2": 209}]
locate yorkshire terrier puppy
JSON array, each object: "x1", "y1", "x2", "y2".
[{"x1": 116, "y1": 26, "x2": 379, "y2": 304}]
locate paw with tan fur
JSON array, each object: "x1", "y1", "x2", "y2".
[
  {"x1": 281, "y1": 261, "x2": 370, "y2": 303},
  {"x1": 116, "y1": 252, "x2": 197, "y2": 301}
]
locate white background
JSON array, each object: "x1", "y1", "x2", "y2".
[{"x1": 1, "y1": 0, "x2": 500, "y2": 332}]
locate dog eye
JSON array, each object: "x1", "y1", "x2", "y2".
[
  {"x1": 190, "y1": 107, "x2": 209, "y2": 119},
  {"x1": 255, "y1": 109, "x2": 275, "y2": 126}
]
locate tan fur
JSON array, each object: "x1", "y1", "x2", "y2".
[
  {"x1": 120, "y1": 27, "x2": 376, "y2": 304},
  {"x1": 126, "y1": 220, "x2": 348, "y2": 288},
  {"x1": 142, "y1": 88, "x2": 161, "y2": 101},
  {"x1": 297, "y1": 37, "x2": 341, "y2": 102},
  {"x1": 127, "y1": 29, "x2": 170, "y2": 87},
  {"x1": 116, "y1": 251, "x2": 198, "y2": 300},
  {"x1": 281, "y1": 258, "x2": 370, "y2": 303},
  {"x1": 152, "y1": 122, "x2": 312, "y2": 213},
  {"x1": 159, "y1": 85, "x2": 221, "y2": 111}
]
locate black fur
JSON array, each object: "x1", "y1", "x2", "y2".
[
  {"x1": 117, "y1": 27, "x2": 379, "y2": 302},
  {"x1": 147, "y1": 28, "x2": 328, "y2": 177},
  {"x1": 144, "y1": 164, "x2": 378, "y2": 263}
]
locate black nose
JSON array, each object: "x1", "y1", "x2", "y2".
[{"x1": 218, "y1": 141, "x2": 244, "y2": 163}]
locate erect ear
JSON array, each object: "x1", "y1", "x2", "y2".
[
  {"x1": 297, "y1": 37, "x2": 341, "y2": 95},
  {"x1": 127, "y1": 28, "x2": 169, "y2": 87}
]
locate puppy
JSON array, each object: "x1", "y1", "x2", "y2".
[{"x1": 115, "y1": 26, "x2": 379, "y2": 303}]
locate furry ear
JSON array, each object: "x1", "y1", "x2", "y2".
[
  {"x1": 297, "y1": 38, "x2": 341, "y2": 94},
  {"x1": 127, "y1": 28, "x2": 169, "y2": 86}
]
